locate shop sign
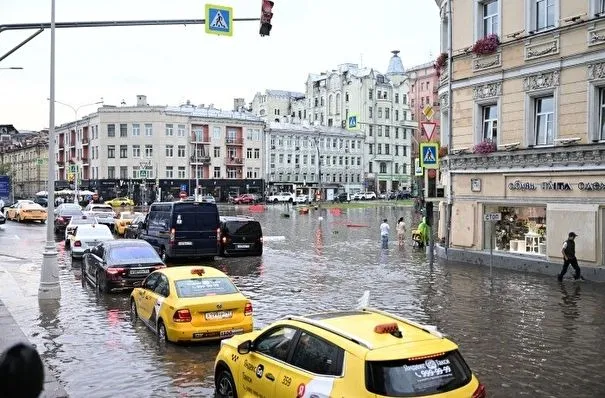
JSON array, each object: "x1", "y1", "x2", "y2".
[
  {"x1": 508, "y1": 180, "x2": 605, "y2": 192},
  {"x1": 541, "y1": 181, "x2": 572, "y2": 191},
  {"x1": 507, "y1": 180, "x2": 537, "y2": 191},
  {"x1": 578, "y1": 182, "x2": 605, "y2": 191}
]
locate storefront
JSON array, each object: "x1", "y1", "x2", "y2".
[{"x1": 443, "y1": 171, "x2": 605, "y2": 267}]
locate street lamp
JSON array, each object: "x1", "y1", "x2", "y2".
[
  {"x1": 39, "y1": 0, "x2": 59, "y2": 300},
  {"x1": 47, "y1": 97, "x2": 103, "y2": 203},
  {"x1": 313, "y1": 131, "x2": 322, "y2": 212}
]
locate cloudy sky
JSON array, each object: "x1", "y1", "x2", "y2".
[{"x1": 0, "y1": 0, "x2": 440, "y2": 131}]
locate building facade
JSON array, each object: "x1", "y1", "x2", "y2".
[
  {"x1": 436, "y1": 0, "x2": 605, "y2": 271},
  {"x1": 54, "y1": 95, "x2": 265, "y2": 202},
  {"x1": 264, "y1": 122, "x2": 365, "y2": 198},
  {"x1": 0, "y1": 129, "x2": 49, "y2": 199},
  {"x1": 250, "y1": 51, "x2": 417, "y2": 194}
]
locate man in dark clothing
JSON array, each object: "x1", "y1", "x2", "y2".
[{"x1": 558, "y1": 232, "x2": 583, "y2": 282}]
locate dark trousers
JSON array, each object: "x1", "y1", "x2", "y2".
[{"x1": 558, "y1": 257, "x2": 581, "y2": 280}]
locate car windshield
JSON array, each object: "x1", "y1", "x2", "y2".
[
  {"x1": 107, "y1": 245, "x2": 160, "y2": 265},
  {"x1": 76, "y1": 226, "x2": 112, "y2": 238},
  {"x1": 61, "y1": 208, "x2": 83, "y2": 216},
  {"x1": 224, "y1": 221, "x2": 261, "y2": 236},
  {"x1": 174, "y1": 277, "x2": 238, "y2": 298},
  {"x1": 62, "y1": 204, "x2": 81, "y2": 210},
  {"x1": 92, "y1": 207, "x2": 113, "y2": 212},
  {"x1": 365, "y1": 350, "x2": 472, "y2": 396},
  {"x1": 70, "y1": 217, "x2": 96, "y2": 225}
]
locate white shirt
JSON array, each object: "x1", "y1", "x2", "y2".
[{"x1": 380, "y1": 222, "x2": 390, "y2": 236}]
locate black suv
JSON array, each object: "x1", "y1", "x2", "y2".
[{"x1": 219, "y1": 216, "x2": 263, "y2": 257}]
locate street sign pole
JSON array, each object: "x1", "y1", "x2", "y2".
[{"x1": 483, "y1": 212, "x2": 502, "y2": 279}]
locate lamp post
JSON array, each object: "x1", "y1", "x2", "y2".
[
  {"x1": 49, "y1": 98, "x2": 103, "y2": 203},
  {"x1": 39, "y1": 0, "x2": 60, "y2": 300},
  {"x1": 313, "y1": 131, "x2": 322, "y2": 212}
]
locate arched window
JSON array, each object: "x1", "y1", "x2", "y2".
[
  {"x1": 328, "y1": 94, "x2": 334, "y2": 115},
  {"x1": 335, "y1": 93, "x2": 341, "y2": 114}
]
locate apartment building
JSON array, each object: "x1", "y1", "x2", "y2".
[
  {"x1": 55, "y1": 95, "x2": 265, "y2": 202},
  {"x1": 436, "y1": 0, "x2": 605, "y2": 271},
  {"x1": 251, "y1": 51, "x2": 417, "y2": 194},
  {"x1": 0, "y1": 129, "x2": 49, "y2": 199},
  {"x1": 264, "y1": 122, "x2": 366, "y2": 198}
]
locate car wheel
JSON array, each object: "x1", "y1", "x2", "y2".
[
  {"x1": 96, "y1": 270, "x2": 110, "y2": 293},
  {"x1": 129, "y1": 299, "x2": 138, "y2": 324},
  {"x1": 216, "y1": 368, "x2": 237, "y2": 398},
  {"x1": 157, "y1": 320, "x2": 168, "y2": 343}
]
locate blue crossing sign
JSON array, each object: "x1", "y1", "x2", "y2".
[
  {"x1": 419, "y1": 143, "x2": 440, "y2": 169},
  {"x1": 347, "y1": 114, "x2": 359, "y2": 130},
  {"x1": 205, "y1": 4, "x2": 233, "y2": 37}
]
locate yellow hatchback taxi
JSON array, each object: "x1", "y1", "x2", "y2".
[
  {"x1": 214, "y1": 308, "x2": 485, "y2": 398},
  {"x1": 129, "y1": 266, "x2": 254, "y2": 343}
]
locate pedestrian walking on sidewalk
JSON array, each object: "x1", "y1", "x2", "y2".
[
  {"x1": 558, "y1": 232, "x2": 583, "y2": 282},
  {"x1": 396, "y1": 217, "x2": 406, "y2": 247},
  {"x1": 380, "y1": 219, "x2": 390, "y2": 249}
]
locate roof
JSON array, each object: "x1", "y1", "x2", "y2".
[
  {"x1": 158, "y1": 266, "x2": 228, "y2": 280},
  {"x1": 386, "y1": 50, "x2": 405, "y2": 75},
  {"x1": 266, "y1": 89, "x2": 305, "y2": 99},
  {"x1": 164, "y1": 105, "x2": 262, "y2": 123}
]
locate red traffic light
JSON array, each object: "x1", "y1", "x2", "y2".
[{"x1": 259, "y1": 0, "x2": 274, "y2": 37}]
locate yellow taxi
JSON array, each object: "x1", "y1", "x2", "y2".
[
  {"x1": 105, "y1": 197, "x2": 134, "y2": 207},
  {"x1": 4, "y1": 200, "x2": 47, "y2": 223},
  {"x1": 214, "y1": 307, "x2": 485, "y2": 398},
  {"x1": 129, "y1": 266, "x2": 254, "y2": 343},
  {"x1": 114, "y1": 211, "x2": 142, "y2": 235}
]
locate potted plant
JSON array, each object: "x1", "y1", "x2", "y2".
[
  {"x1": 471, "y1": 34, "x2": 500, "y2": 56},
  {"x1": 434, "y1": 52, "x2": 447, "y2": 77},
  {"x1": 473, "y1": 140, "x2": 497, "y2": 154}
]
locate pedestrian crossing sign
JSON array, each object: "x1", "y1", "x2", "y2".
[
  {"x1": 419, "y1": 142, "x2": 440, "y2": 169},
  {"x1": 205, "y1": 4, "x2": 233, "y2": 37},
  {"x1": 347, "y1": 114, "x2": 359, "y2": 130}
]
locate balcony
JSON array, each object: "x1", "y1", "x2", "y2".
[
  {"x1": 190, "y1": 134, "x2": 210, "y2": 144},
  {"x1": 82, "y1": 155, "x2": 89, "y2": 164},
  {"x1": 226, "y1": 137, "x2": 243, "y2": 146},
  {"x1": 82, "y1": 138, "x2": 89, "y2": 146},
  {"x1": 225, "y1": 157, "x2": 243, "y2": 166},
  {"x1": 190, "y1": 154, "x2": 211, "y2": 163},
  {"x1": 444, "y1": 143, "x2": 605, "y2": 172}
]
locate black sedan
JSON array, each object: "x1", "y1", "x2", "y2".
[
  {"x1": 123, "y1": 214, "x2": 146, "y2": 239},
  {"x1": 54, "y1": 207, "x2": 84, "y2": 233},
  {"x1": 82, "y1": 240, "x2": 166, "y2": 293}
]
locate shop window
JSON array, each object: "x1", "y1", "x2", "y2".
[{"x1": 485, "y1": 206, "x2": 547, "y2": 255}]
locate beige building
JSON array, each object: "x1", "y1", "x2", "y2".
[{"x1": 436, "y1": 0, "x2": 605, "y2": 275}]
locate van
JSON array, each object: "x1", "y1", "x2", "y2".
[
  {"x1": 140, "y1": 201, "x2": 220, "y2": 261},
  {"x1": 219, "y1": 216, "x2": 263, "y2": 257}
]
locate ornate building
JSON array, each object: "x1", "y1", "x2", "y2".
[{"x1": 436, "y1": 0, "x2": 605, "y2": 275}]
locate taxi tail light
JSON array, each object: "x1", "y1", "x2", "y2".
[
  {"x1": 244, "y1": 302, "x2": 253, "y2": 316},
  {"x1": 374, "y1": 322, "x2": 400, "y2": 334},
  {"x1": 173, "y1": 309, "x2": 192, "y2": 323},
  {"x1": 472, "y1": 384, "x2": 486, "y2": 398},
  {"x1": 169, "y1": 228, "x2": 175, "y2": 244},
  {"x1": 74, "y1": 240, "x2": 82, "y2": 247}
]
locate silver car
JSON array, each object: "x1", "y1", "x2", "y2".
[{"x1": 70, "y1": 224, "x2": 114, "y2": 259}]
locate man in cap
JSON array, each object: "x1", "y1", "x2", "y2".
[{"x1": 558, "y1": 232, "x2": 583, "y2": 282}]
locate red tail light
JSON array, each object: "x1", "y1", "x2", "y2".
[
  {"x1": 173, "y1": 309, "x2": 192, "y2": 323},
  {"x1": 472, "y1": 383, "x2": 486, "y2": 398},
  {"x1": 216, "y1": 227, "x2": 221, "y2": 241},
  {"x1": 57, "y1": 216, "x2": 64, "y2": 222},
  {"x1": 222, "y1": 236, "x2": 228, "y2": 243},
  {"x1": 74, "y1": 240, "x2": 81, "y2": 247},
  {"x1": 169, "y1": 228, "x2": 175, "y2": 243},
  {"x1": 106, "y1": 267, "x2": 125, "y2": 275},
  {"x1": 244, "y1": 302, "x2": 253, "y2": 316}
]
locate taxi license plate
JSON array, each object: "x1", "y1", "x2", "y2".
[
  {"x1": 178, "y1": 241, "x2": 193, "y2": 246},
  {"x1": 205, "y1": 310, "x2": 233, "y2": 320},
  {"x1": 129, "y1": 269, "x2": 149, "y2": 275},
  {"x1": 237, "y1": 244, "x2": 250, "y2": 249}
]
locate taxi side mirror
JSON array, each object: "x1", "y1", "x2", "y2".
[{"x1": 237, "y1": 340, "x2": 252, "y2": 355}]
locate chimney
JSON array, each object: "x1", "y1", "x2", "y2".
[
  {"x1": 136, "y1": 95, "x2": 148, "y2": 106},
  {"x1": 233, "y1": 98, "x2": 245, "y2": 111},
  {"x1": 186, "y1": 99, "x2": 191, "y2": 105}
]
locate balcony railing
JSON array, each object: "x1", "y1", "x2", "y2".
[
  {"x1": 226, "y1": 137, "x2": 243, "y2": 145},
  {"x1": 225, "y1": 157, "x2": 243, "y2": 166},
  {"x1": 190, "y1": 135, "x2": 210, "y2": 144},
  {"x1": 82, "y1": 138, "x2": 89, "y2": 146},
  {"x1": 190, "y1": 154, "x2": 211, "y2": 163}
]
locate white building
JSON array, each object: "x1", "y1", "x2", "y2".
[
  {"x1": 54, "y1": 95, "x2": 265, "y2": 202},
  {"x1": 264, "y1": 122, "x2": 365, "y2": 198},
  {"x1": 250, "y1": 51, "x2": 417, "y2": 193}
]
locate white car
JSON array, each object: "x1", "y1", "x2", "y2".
[
  {"x1": 70, "y1": 224, "x2": 114, "y2": 259},
  {"x1": 64, "y1": 215, "x2": 98, "y2": 247},
  {"x1": 267, "y1": 192, "x2": 295, "y2": 203},
  {"x1": 353, "y1": 191, "x2": 377, "y2": 200},
  {"x1": 294, "y1": 194, "x2": 310, "y2": 204},
  {"x1": 83, "y1": 204, "x2": 116, "y2": 229}
]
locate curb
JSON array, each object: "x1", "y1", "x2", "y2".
[{"x1": 0, "y1": 299, "x2": 69, "y2": 398}]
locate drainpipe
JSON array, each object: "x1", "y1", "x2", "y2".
[{"x1": 445, "y1": 0, "x2": 454, "y2": 258}]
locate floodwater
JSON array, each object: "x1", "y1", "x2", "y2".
[{"x1": 1, "y1": 204, "x2": 604, "y2": 397}]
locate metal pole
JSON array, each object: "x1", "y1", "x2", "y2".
[
  {"x1": 73, "y1": 110, "x2": 78, "y2": 204},
  {"x1": 445, "y1": 0, "x2": 454, "y2": 258},
  {"x1": 195, "y1": 141, "x2": 199, "y2": 200},
  {"x1": 316, "y1": 132, "x2": 322, "y2": 212},
  {"x1": 490, "y1": 221, "x2": 494, "y2": 279},
  {"x1": 39, "y1": 0, "x2": 61, "y2": 300}
]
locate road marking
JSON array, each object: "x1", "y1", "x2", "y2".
[
  {"x1": 14, "y1": 235, "x2": 20, "y2": 240},
  {"x1": 262, "y1": 236, "x2": 286, "y2": 242}
]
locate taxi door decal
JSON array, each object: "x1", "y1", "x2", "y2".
[
  {"x1": 300, "y1": 377, "x2": 334, "y2": 398},
  {"x1": 148, "y1": 295, "x2": 165, "y2": 324}
]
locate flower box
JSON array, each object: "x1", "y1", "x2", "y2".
[
  {"x1": 473, "y1": 140, "x2": 497, "y2": 154},
  {"x1": 471, "y1": 34, "x2": 500, "y2": 56}
]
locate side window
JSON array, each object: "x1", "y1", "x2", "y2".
[
  {"x1": 254, "y1": 327, "x2": 298, "y2": 362},
  {"x1": 96, "y1": 245, "x2": 105, "y2": 259},
  {"x1": 154, "y1": 275, "x2": 169, "y2": 297},
  {"x1": 290, "y1": 332, "x2": 344, "y2": 376},
  {"x1": 142, "y1": 273, "x2": 161, "y2": 291}
]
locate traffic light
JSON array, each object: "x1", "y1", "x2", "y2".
[{"x1": 259, "y1": 0, "x2": 274, "y2": 37}]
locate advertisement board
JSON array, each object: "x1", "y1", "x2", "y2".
[{"x1": 0, "y1": 175, "x2": 10, "y2": 201}]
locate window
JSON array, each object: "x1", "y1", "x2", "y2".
[
  {"x1": 214, "y1": 147, "x2": 220, "y2": 157},
  {"x1": 378, "y1": 108, "x2": 383, "y2": 118},
  {"x1": 213, "y1": 126, "x2": 221, "y2": 139},
  {"x1": 132, "y1": 124, "x2": 140, "y2": 136},
  {"x1": 395, "y1": 93, "x2": 399, "y2": 103},
  {"x1": 165, "y1": 124, "x2": 174, "y2": 136},
  {"x1": 132, "y1": 166, "x2": 139, "y2": 178},
  {"x1": 385, "y1": 108, "x2": 390, "y2": 119},
  {"x1": 165, "y1": 145, "x2": 174, "y2": 157},
  {"x1": 536, "y1": 0, "x2": 554, "y2": 30},
  {"x1": 178, "y1": 124, "x2": 186, "y2": 137},
  {"x1": 395, "y1": 110, "x2": 399, "y2": 121},
  {"x1": 254, "y1": 148, "x2": 260, "y2": 159},
  {"x1": 119, "y1": 145, "x2": 128, "y2": 158},
  {"x1": 369, "y1": 89, "x2": 373, "y2": 100},
  {"x1": 369, "y1": 144, "x2": 373, "y2": 155},
  {"x1": 255, "y1": 327, "x2": 298, "y2": 363},
  {"x1": 533, "y1": 96, "x2": 554, "y2": 145},
  {"x1": 107, "y1": 145, "x2": 115, "y2": 158},
  {"x1": 247, "y1": 148, "x2": 253, "y2": 159},
  {"x1": 120, "y1": 124, "x2": 127, "y2": 137},
  {"x1": 107, "y1": 124, "x2": 115, "y2": 137},
  {"x1": 385, "y1": 144, "x2": 390, "y2": 155},
  {"x1": 107, "y1": 166, "x2": 115, "y2": 179},
  {"x1": 213, "y1": 167, "x2": 221, "y2": 178},
  {"x1": 227, "y1": 168, "x2": 238, "y2": 178},
  {"x1": 177, "y1": 166, "x2": 186, "y2": 178},
  {"x1": 178, "y1": 145, "x2": 186, "y2": 157},
  {"x1": 380, "y1": 162, "x2": 387, "y2": 173},
  {"x1": 377, "y1": 144, "x2": 382, "y2": 154},
  {"x1": 482, "y1": 0, "x2": 498, "y2": 36},
  {"x1": 132, "y1": 145, "x2": 140, "y2": 158},
  {"x1": 165, "y1": 166, "x2": 174, "y2": 178},
  {"x1": 369, "y1": 107, "x2": 373, "y2": 119},
  {"x1": 599, "y1": 88, "x2": 605, "y2": 141},
  {"x1": 385, "y1": 126, "x2": 390, "y2": 137},
  {"x1": 247, "y1": 167, "x2": 253, "y2": 178},
  {"x1": 119, "y1": 166, "x2": 128, "y2": 179},
  {"x1": 482, "y1": 105, "x2": 498, "y2": 141},
  {"x1": 145, "y1": 144, "x2": 153, "y2": 157},
  {"x1": 145, "y1": 124, "x2": 152, "y2": 136},
  {"x1": 485, "y1": 205, "x2": 546, "y2": 253}
]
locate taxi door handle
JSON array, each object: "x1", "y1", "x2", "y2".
[{"x1": 265, "y1": 373, "x2": 275, "y2": 381}]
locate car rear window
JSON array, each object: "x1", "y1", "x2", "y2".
[
  {"x1": 93, "y1": 207, "x2": 113, "y2": 212},
  {"x1": 172, "y1": 204, "x2": 218, "y2": 230},
  {"x1": 365, "y1": 350, "x2": 472, "y2": 397},
  {"x1": 61, "y1": 209, "x2": 83, "y2": 216},
  {"x1": 77, "y1": 226, "x2": 112, "y2": 238},
  {"x1": 224, "y1": 221, "x2": 262, "y2": 236},
  {"x1": 107, "y1": 245, "x2": 161, "y2": 265},
  {"x1": 174, "y1": 277, "x2": 238, "y2": 298}
]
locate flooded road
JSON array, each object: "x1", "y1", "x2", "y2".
[{"x1": 0, "y1": 204, "x2": 604, "y2": 397}]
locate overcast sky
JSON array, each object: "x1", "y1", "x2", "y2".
[{"x1": 0, "y1": 0, "x2": 440, "y2": 131}]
